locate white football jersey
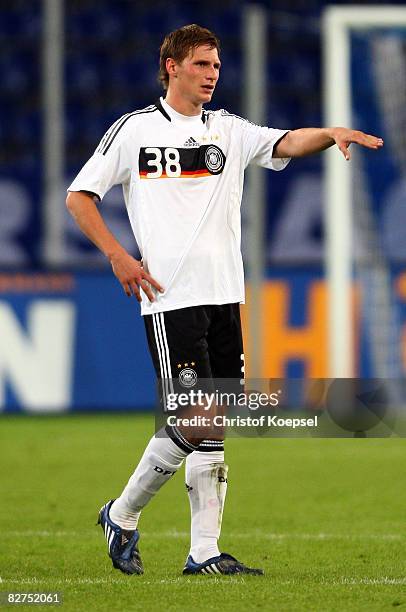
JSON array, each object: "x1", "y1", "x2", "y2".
[{"x1": 68, "y1": 97, "x2": 290, "y2": 314}]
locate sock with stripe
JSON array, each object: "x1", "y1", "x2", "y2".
[
  {"x1": 185, "y1": 448, "x2": 228, "y2": 563},
  {"x1": 109, "y1": 427, "x2": 197, "y2": 530}
]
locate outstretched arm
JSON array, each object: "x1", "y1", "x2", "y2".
[
  {"x1": 273, "y1": 127, "x2": 383, "y2": 160},
  {"x1": 66, "y1": 191, "x2": 163, "y2": 302}
]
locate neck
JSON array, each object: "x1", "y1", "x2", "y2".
[{"x1": 164, "y1": 89, "x2": 202, "y2": 117}]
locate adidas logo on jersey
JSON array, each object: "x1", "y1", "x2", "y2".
[{"x1": 183, "y1": 136, "x2": 199, "y2": 148}]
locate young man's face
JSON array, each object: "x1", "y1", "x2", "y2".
[{"x1": 168, "y1": 44, "x2": 221, "y2": 105}]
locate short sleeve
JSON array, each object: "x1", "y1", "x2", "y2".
[
  {"x1": 67, "y1": 117, "x2": 133, "y2": 200},
  {"x1": 233, "y1": 115, "x2": 291, "y2": 171}
]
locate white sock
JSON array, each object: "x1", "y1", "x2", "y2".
[
  {"x1": 185, "y1": 450, "x2": 228, "y2": 563},
  {"x1": 110, "y1": 430, "x2": 190, "y2": 530}
]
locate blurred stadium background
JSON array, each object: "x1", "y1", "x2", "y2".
[
  {"x1": 1, "y1": 0, "x2": 406, "y2": 413},
  {"x1": 1, "y1": 4, "x2": 406, "y2": 609}
]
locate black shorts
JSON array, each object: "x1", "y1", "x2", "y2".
[
  {"x1": 144, "y1": 302, "x2": 244, "y2": 390},
  {"x1": 145, "y1": 303, "x2": 244, "y2": 451}
]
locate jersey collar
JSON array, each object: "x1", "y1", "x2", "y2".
[
  {"x1": 156, "y1": 98, "x2": 171, "y2": 122},
  {"x1": 156, "y1": 98, "x2": 207, "y2": 124}
]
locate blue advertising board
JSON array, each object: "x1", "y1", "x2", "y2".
[
  {"x1": 1, "y1": 268, "x2": 406, "y2": 413},
  {"x1": 0, "y1": 272, "x2": 155, "y2": 412}
]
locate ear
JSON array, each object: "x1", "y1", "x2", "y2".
[{"x1": 166, "y1": 57, "x2": 178, "y2": 79}]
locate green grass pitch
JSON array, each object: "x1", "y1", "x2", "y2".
[{"x1": 0, "y1": 414, "x2": 405, "y2": 611}]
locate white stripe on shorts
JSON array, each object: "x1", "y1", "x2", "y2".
[
  {"x1": 152, "y1": 313, "x2": 169, "y2": 407},
  {"x1": 158, "y1": 313, "x2": 174, "y2": 394}
]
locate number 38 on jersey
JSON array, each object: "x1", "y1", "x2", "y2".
[{"x1": 138, "y1": 145, "x2": 226, "y2": 180}]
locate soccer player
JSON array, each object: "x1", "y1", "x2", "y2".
[{"x1": 66, "y1": 24, "x2": 383, "y2": 576}]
